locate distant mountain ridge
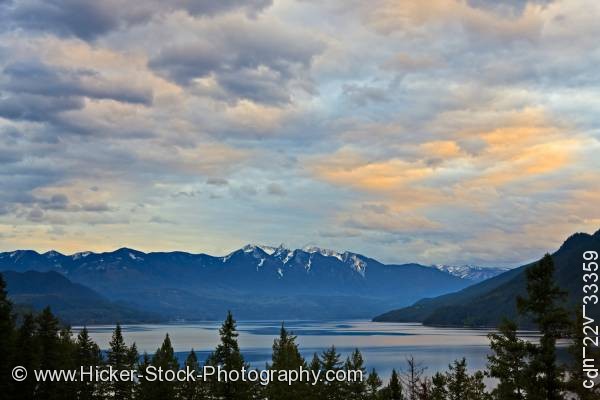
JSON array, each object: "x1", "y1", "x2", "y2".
[
  {"x1": 0, "y1": 244, "x2": 476, "y2": 321},
  {"x1": 433, "y1": 265, "x2": 509, "y2": 282},
  {"x1": 2, "y1": 270, "x2": 159, "y2": 324},
  {"x1": 373, "y1": 229, "x2": 600, "y2": 327}
]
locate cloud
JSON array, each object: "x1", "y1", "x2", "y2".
[
  {"x1": 0, "y1": 94, "x2": 83, "y2": 121},
  {"x1": 206, "y1": 178, "x2": 229, "y2": 186},
  {"x1": 0, "y1": 0, "x2": 273, "y2": 40},
  {"x1": 148, "y1": 13, "x2": 324, "y2": 104},
  {"x1": 3, "y1": 60, "x2": 153, "y2": 105},
  {"x1": 0, "y1": 0, "x2": 598, "y2": 265},
  {"x1": 149, "y1": 215, "x2": 176, "y2": 224},
  {"x1": 266, "y1": 183, "x2": 286, "y2": 196}
]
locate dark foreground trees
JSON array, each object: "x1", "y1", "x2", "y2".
[{"x1": 0, "y1": 252, "x2": 596, "y2": 399}]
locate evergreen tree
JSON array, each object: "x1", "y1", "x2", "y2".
[
  {"x1": 566, "y1": 308, "x2": 600, "y2": 400},
  {"x1": 486, "y1": 319, "x2": 527, "y2": 400},
  {"x1": 445, "y1": 358, "x2": 489, "y2": 400},
  {"x1": 366, "y1": 369, "x2": 382, "y2": 400},
  {"x1": 307, "y1": 352, "x2": 323, "y2": 400},
  {"x1": 146, "y1": 333, "x2": 180, "y2": 400},
  {"x1": 469, "y1": 371, "x2": 489, "y2": 400},
  {"x1": 212, "y1": 311, "x2": 253, "y2": 400},
  {"x1": 320, "y1": 346, "x2": 344, "y2": 400},
  {"x1": 179, "y1": 349, "x2": 205, "y2": 400},
  {"x1": 35, "y1": 307, "x2": 63, "y2": 400},
  {"x1": 0, "y1": 274, "x2": 15, "y2": 396},
  {"x1": 430, "y1": 372, "x2": 447, "y2": 400},
  {"x1": 58, "y1": 325, "x2": 79, "y2": 399},
  {"x1": 135, "y1": 352, "x2": 153, "y2": 400},
  {"x1": 384, "y1": 369, "x2": 404, "y2": 400},
  {"x1": 11, "y1": 313, "x2": 38, "y2": 400},
  {"x1": 344, "y1": 349, "x2": 368, "y2": 400},
  {"x1": 75, "y1": 327, "x2": 104, "y2": 400},
  {"x1": 107, "y1": 324, "x2": 135, "y2": 400},
  {"x1": 267, "y1": 323, "x2": 307, "y2": 400},
  {"x1": 416, "y1": 378, "x2": 432, "y2": 400},
  {"x1": 517, "y1": 254, "x2": 570, "y2": 400}
]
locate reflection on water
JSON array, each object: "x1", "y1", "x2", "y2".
[{"x1": 74, "y1": 320, "x2": 540, "y2": 379}]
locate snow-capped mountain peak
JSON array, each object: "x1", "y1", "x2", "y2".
[
  {"x1": 302, "y1": 246, "x2": 345, "y2": 261},
  {"x1": 433, "y1": 264, "x2": 509, "y2": 282},
  {"x1": 242, "y1": 244, "x2": 278, "y2": 255}
]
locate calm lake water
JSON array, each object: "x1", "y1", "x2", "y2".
[{"x1": 74, "y1": 320, "x2": 524, "y2": 379}]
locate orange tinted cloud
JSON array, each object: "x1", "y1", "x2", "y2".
[
  {"x1": 312, "y1": 149, "x2": 432, "y2": 191},
  {"x1": 420, "y1": 140, "x2": 462, "y2": 158}
]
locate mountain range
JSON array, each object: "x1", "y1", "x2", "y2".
[
  {"x1": 2, "y1": 270, "x2": 160, "y2": 324},
  {"x1": 0, "y1": 244, "x2": 479, "y2": 322},
  {"x1": 374, "y1": 229, "x2": 600, "y2": 327},
  {"x1": 432, "y1": 265, "x2": 508, "y2": 282}
]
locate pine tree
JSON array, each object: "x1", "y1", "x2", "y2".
[
  {"x1": 75, "y1": 327, "x2": 104, "y2": 400},
  {"x1": 146, "y1": 333, "x2": 180, "y2": 400},
  {"x1": 0, "y1": 273, "x2": 15, "y2": 396},
  {"x1": 58, "y1": 325, "x2": 79, "y2": 399},
  {"x1": 446, "y1": 358, "x2": 470, "y2": 400},
  {"x1": 486, "y1": 319, "x2": 527, "y2": 400},
  {"x1": 468, "y1": 371, "x2": 489, "y2": 400},
  {"x1": 566, "y1": 308, "x2": 600, "y2": 399},
  {"x1": 11, "y1": 313, "x2": 38, "y2": 400},
  {"x1": 366, "y1": 369, "x2": 382, "y2": 400},
  {"x1": 212, "y1": 311, "x2": 253, "y2": 400},
  {"x1": 179, "y1": 349, "x2": 205, "y2": 400},
  {"x1": 107, "y1": 324, "x2": 135, "y2": 400},
  {"x1": 307, "y1": 352, "x2": 323, "y2": 400},
  {"x1": 320, "y1": 346, "x2": 344, "y2": 400},
  {"x1": 385, "y1": 369, "x2": 404, "y2": 400},
  {"x1": 416, "y1": 378, "x2": 432, "y2": 400},
  {"x1": 430, "y1": 372, "x2": 447, "y2": 400},
  {"x1": 517, "y1": 254, "x2": 570, "y2": 400},
  {"x1": 344, "y1": 349, "x2": 367, "y2": 400},
  {"x1": 445, "y1": 358, "x2": 489, "y2": 400},
  {"x1": 267, "y1": 323, "x2": 307, "y2": 400},
  {"x1": 35, "y1": 307, "x2": 63, "y2": 400},
  {"x1": 136, "y1": 352, "x2": 154, "y2": 400}
]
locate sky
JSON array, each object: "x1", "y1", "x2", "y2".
[{"x1": 0, "y1": 0, "x2": 599, "y2": 267}]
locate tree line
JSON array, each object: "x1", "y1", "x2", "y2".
[{"x1": 0, "y1": 254, "x2": 598, "y2": 399}]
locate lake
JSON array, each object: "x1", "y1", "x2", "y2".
[{"x1": 74, "y1": 320, "x2": 534, "y2": 380}]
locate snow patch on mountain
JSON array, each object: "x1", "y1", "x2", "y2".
[
  {"x1": 433, "y1": 264, "x2": 509, "y2": 282},
  {"x1": 348, "y1": 254, "x2": 367, "y2": 277},
  {"x1": 303, "y1": 246, "x2": 344, "y2": 261},
  {"x1": 303, "y1": 246, "x2": 368, "y2": 275},
  {"x1": 72, "y1": 251, "x2": 91, "y2": 260}
]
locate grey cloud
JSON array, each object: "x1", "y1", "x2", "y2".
[
  {"x1": 3, "y1": 61, "x2": 153, "y2": 105},
  {"x1": 39, "y1": 193, "x2": 70, "y2": 210},
  {"x1": 343, "y1": 84, "x2": 389, "y2": 106},
  {"x1": 79, "y1": 202, "x2": 111, "y2": 212},
  {"x1": 149, "y1": 215, "x2": 176, "y2": 224},
  {"x1": 0, "y1": 93, "x2": 83, "y2": 122},
  {"x1": 318, "y1": 229, "x2": 362, "y2": 238},
  {"x1": 206, "y1": 178, "x2": 229, "y2": 186},
  {"x1": 0, "y1": 148, "x2": 22, "y2": 164},
  {"x1": 467, "y1": 0, "x2": 553, "y2": 15},
  {"x1": 218, "y1": 69, "x2": 292, "y2": 105},
  {"x1": 361, "y1": 203, "x2": 389, "y2": 214},
  {"x1": 0, "y1": 0, "x2": 272, "y2": 40},
  {"x1": 27, "y1": 208, "x2": 44, "y2": 222},
  {"x1": 149, "y1": 21, "x2": 323, "y2": 104},
  {"x1": 266, "y1": 183, "x2": 286, "y2": 196},
  {"x1": 48, "y1": 226, "x2": 66, "y2": 236}
]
